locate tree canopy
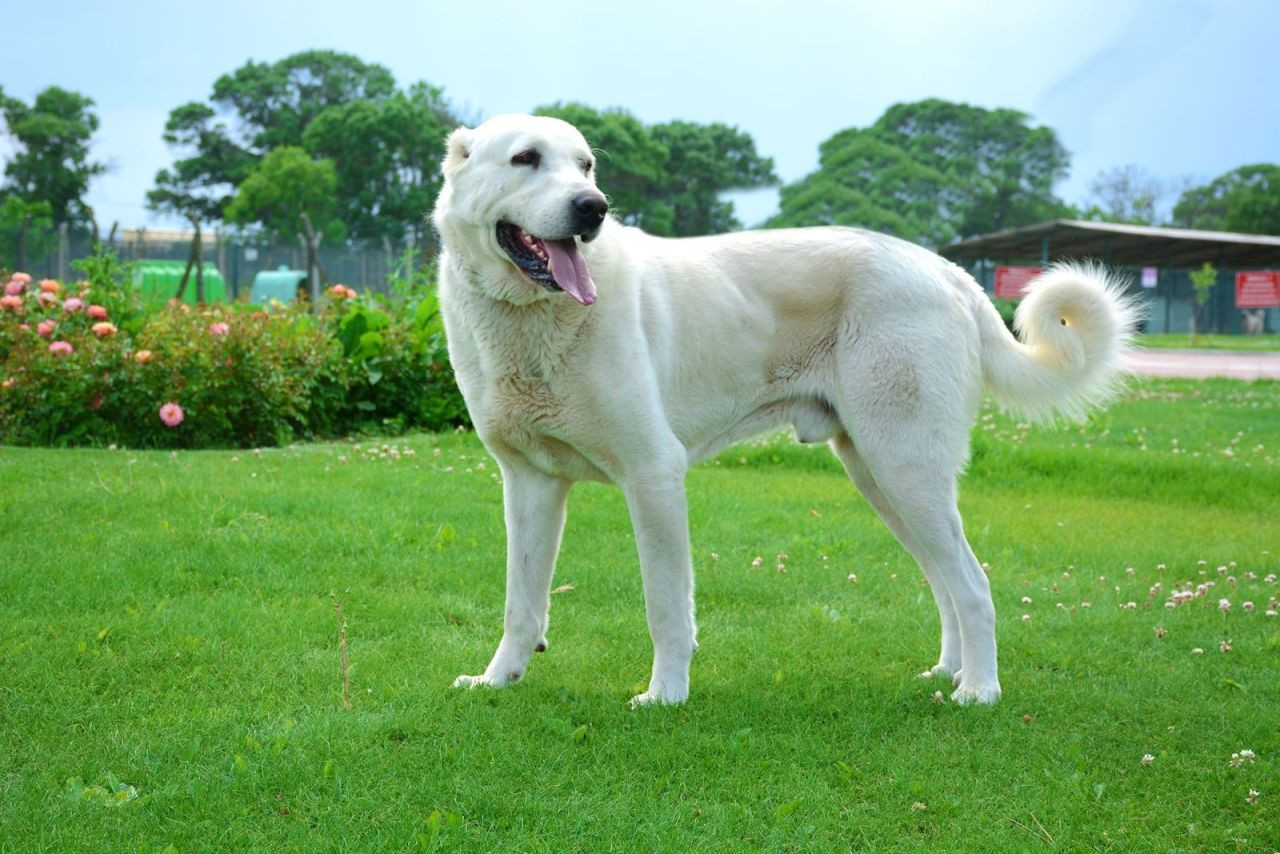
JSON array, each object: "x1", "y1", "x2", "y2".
[
  {"x1": 224, "y1": 146, "x2": 344, "y2": 244},
  {"x1": 1171, "y1": 164, "x2": 1280, "y2": 235},
  {"x1": 534, "y1": 103, "x2": 777, "y2": 236},
  {"x1": 769, "y1": 98, "x2": 1071, "y2": 246},
  {"x1": 0, "y1": 85, "x2": 105, "y2": 228},
  {"x1": 151, "y1": 50, "x2": 455, "y2": 244}
]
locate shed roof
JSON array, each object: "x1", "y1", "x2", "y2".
[{"x1": 939, "y1": 219, "x2": 1280, "y2": 268}]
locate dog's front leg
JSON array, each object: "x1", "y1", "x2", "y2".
[
  {"x1": 623, "y1": 467, "x2": 697, "y2": 707},
  {"x1": 453, "y1": 459, "x2": 571, "y2": 691}
]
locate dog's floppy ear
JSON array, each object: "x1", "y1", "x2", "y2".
[{"x1": 442, "y1": 126, "x2": 474, "y2": 177}]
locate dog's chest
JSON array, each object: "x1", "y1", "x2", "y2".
[{"x1": 476, "y1": 375, "x2": 609, "y2": 482}]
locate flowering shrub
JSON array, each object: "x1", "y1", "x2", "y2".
[{"x1": 0, "y1": 258, "x2": 467, "y2": 448}]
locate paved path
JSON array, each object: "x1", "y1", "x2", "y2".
[{"x1": 1125, "y1": 348, "x2": 1280, "y2": 380}]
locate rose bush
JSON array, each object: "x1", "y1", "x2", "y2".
[{"x1": 0, "y1": 257, "x2": 467, "y2": 448}]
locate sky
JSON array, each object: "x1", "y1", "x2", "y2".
[{"x1": 3, "y1": 0, "x2": 1278, "y2": 232}]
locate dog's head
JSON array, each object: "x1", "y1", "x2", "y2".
[{"x1": 433, "y1": 114, "x2": 609, "y2": 306}]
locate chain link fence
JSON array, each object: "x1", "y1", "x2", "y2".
[{"x1": 4, "y1": 224, "x2": 436, "y2": 298}]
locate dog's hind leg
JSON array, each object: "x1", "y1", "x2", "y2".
[
  {"x1": 830, "y1": 431, "x2": 963, "y2": 680},
  {"x1": 843, "y1": 421, "x2": 1000, "y2": 705},
  {"x1": 453, "y1": 459, "x2": 572, "y2": 691}
]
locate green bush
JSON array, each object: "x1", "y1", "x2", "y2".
[{"x1": 0, "y1": 252, "x2": 468, "y2": 448}]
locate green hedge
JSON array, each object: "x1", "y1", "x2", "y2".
[{"x1": 0, "y1": 251, "x2": 467, "y2": 448}]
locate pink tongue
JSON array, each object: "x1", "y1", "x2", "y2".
[{"x1": 544, "y1": 239, "x2": 597, "y2": 306}]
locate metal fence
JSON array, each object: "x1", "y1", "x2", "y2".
[
  {"x1": 5, "y1": 225, "x2": 435, "y2": 298},
  {"x1": 969, "y1": 262, "x2": 1275, "y2": 335}
]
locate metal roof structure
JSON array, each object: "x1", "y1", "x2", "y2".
[{"x1": 939, "y1": 219, "x2": 1280, "y2": 268}]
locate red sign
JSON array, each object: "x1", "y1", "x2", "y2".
[
  {"x1": 1236, "y1": 271, "x2": 1280, "y2": 309},
  {"x1": 994, "y1": 265, "x2": 1043, "y2": 299}
]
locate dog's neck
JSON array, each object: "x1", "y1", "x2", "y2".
[{"x1": 445, "y1": 251, "x2": 593, "y2": 382}]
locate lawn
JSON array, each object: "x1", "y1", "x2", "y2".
[
  {"x1": 1137, "y1": 333, "x2": 1280, "y2": 352},
  {"x1": 1, "y1": 378, "x2": 1277, "y2": 851}
]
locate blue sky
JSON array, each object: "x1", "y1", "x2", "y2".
[{"x1": 3, "y1": 0, "x2": 1278, "y2": 231}]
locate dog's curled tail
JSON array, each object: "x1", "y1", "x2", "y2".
[{"x1": 978, "y1": 263, "x2": 1139, "y2": 423}]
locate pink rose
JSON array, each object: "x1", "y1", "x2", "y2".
[
  {"x1": 48, "y1": 341, "x2": 74, "y2": 356},
  {"x1": 38, "y1": 279, "x2": 60, "y2": 294},
  {"x1": 159, "y1": 402, "x2": 185, "y2": 427},
  {"x1": 91, "y1": 321, "x2": 117, "y2": 337},
  {"x1": 0, "y1": 294, "x2": 22, "y2": 310},
  {"x1": 208, "y1": 321, "x2": 230, "y2": 337},
  {"x1": 37, "y1": 292, "x2": 57, "y2": 309},
  {"x1": 11, "y1": 273, "x2": 31, "y2": 285},
  {"x1": 134, "y1": 349, "x2": 154, "y2": 365},
  {"x1": 88, "y1": 304, "x2": 108, "y2": 319},
  {"x1": 4, "y1": 280, "x2": 24, "y2": 296},
  {"x1": 62, "y1": 297, "x2": 84, "y2": 313},
  {"x1": 36, "y1": 320, "x2": 57, "y2": 338}
]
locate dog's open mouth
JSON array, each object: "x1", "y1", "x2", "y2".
[{"x1": 496, "y1": 222, "x2": 597, "y2": 306}]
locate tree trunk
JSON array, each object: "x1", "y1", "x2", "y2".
[
  {"x1": 175, "y1": 224, "x2": 200, "y2": 302},
  {"x1": 194, "y1": 220, "x2": 205, "y2": 303},
  {"x1": 299, "y1": 213, "x2": 322, "y2": 302},
  {"x1": 15, "y1": 216, "x2": 28, "y2": 273}
]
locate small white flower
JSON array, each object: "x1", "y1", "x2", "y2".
[
  {"x1": 1191, "y1": 647, "x2": 1204, "y2": 655},
  {"x1": 1219, "y1": 598, "x2": 1232, "y2": 612},
  {"x1": 1246, "y1": 788, "x2": 1259, "y2": 805},
  {"x1": 1141, "y1": 754, "x2": 1154, "y2": 766},
  {"x1": 847, "y1": 574, "x2": 858, "y2": 584},
  {"x1": 1021, "y1": 596, "x2": 1032, "y2": 605}
]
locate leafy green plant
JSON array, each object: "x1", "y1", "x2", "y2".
[
  {"x1": 1189, "y1": 261, "x2": 1217, "y2": 340},
  {"x1": 0, "y1": 252, "x2": 467, "y2": 448}
]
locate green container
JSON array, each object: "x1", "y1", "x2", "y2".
[
  {"x1": 249, "y1": 266, "x2": 308, "y2": 306},
  {"x1": 133, "y1": 259, "x2": 228, "y2": 309}
]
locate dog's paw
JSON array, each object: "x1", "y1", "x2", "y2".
[
  {"x1": 452, "y1": 671, "x2": 520, "y2": 690},
  {"x1": 628, "y1": 685, "x2": 688, "y2": 709},
  {"x1": 950, "y1": 681, "x2": 1001, "y2": 706}
]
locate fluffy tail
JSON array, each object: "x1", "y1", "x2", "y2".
[{"x1": 977, "y1": 263, "x2": 1140, "y2": 423}]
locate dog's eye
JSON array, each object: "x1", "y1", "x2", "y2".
[
  {"x1": 511, "y1": 149, "x2": 541, "y2": 168},
  {"x1": 581, "y1": 159, "x2": 594, "y2": 176}
]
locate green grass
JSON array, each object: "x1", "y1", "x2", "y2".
[
  {"x1": 2, "y1": 378, "x2": 1278, "y2": 851},
  {"x1": 1137, "y1": 332, "x2": 1280, "y2": 351}
]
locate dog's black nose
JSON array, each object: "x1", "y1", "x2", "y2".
[{"x1": 571, "y1": 192, "x2": 608, "y2": 230}]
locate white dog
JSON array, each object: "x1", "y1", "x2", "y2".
[{"x1": 433, "y1": 114, "x2": 1135, "y2": 707}]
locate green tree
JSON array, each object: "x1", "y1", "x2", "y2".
[
  {"x1": 1188, "y1": 261, "x2": 1217, "y2": 339},
  {"x1": 0, "y1": 86, "x2": 105, "y2": 228},
  {"x1": 0, "y1": 196, "x2": 55, "y2": 273},
  {"x1": 534, "y1": 102, "x2": 674, "y2": 233},
  {"x1": 302, "y1": 82, "x2": 454, "y2": 244},
  {"x1": 211, "y1": 50, "x2": 396, "y2": 153},
  {"x1": 225, "y1": 146, "x2": 344, "y2": 299},
  {"x1": 533, "y1": 103, "x2": 776, "y2": 236},
  {"x1": 146, "y1": 103, "x2": 256, "y2": 301},
  {"x1": 1172, "y1": 165, "x2": 1280, "y2": 234},
  {"x1": 152, "y1": 50, "x2": 454, "y2": 244},
  {"x1": 649, "y1": 120, "x2": 777, "y2": 234},
  {"x1": 770, "y1": 98, "x2": 1071, "y2": 246}
]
